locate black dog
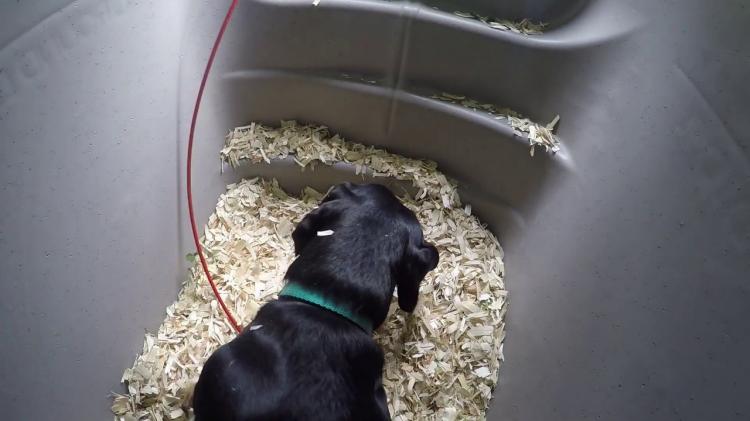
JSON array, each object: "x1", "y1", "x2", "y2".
[{"x1": 193, "y1": 182, "x2": 439, "y2": 421}]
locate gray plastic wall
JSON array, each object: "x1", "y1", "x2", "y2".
[{"x1": 1, "y1": 1, "x2": 748, "y2": 420}]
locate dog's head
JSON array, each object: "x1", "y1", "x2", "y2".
[{"x1": 288, "y1": 183, "x2": 439, "y2": 325}]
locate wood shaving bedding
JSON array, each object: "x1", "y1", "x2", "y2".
[
  {"x1": 114, "y1": 121, "x2": 507, "y2": 421},
  {"x1": 308, "y1": 0, "x2": 546, "y2": 35},
  {"x1": 431, "y1": 92, "x2": 561, "y2": 156},
  {"x1": 452, "y1": 11, "x2": 546, "y2": 35}
]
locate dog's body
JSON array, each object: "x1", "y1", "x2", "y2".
[{"x1": 193, "y1": 183, "x2": 439, "y2": 421}]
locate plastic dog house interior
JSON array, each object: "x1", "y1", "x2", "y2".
[{"x1": 1, "y1": 0, "x2": 748, "y2": 419}]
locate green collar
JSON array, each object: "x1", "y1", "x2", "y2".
[{"x1": 279, "y1": 282, "x2": 373, "y2": 334}]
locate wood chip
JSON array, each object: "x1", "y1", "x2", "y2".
[
  {"x1": 114, "y1": 121, "x2": 507, "y2": 421},
  {"x1": 432, "y1": 92, "x2": 561, "y2": 154},
  {"x1": 452, "y1": 11, "x2": 547, "y2": 35}
]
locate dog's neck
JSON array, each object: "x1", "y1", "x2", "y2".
[
  {"x1": 283, "y1": 241, "x2": 396, "y2": 329},
  {"x1": 279, "y1": 281, "x2": 374, "y2": 334}
]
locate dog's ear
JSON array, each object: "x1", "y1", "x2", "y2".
[
  {"x1": 396, "y1": 234, "x2": 439, "y2": 312},
  {"x1": 292, "y1": 200, "x2": 346, "y2": 255}
]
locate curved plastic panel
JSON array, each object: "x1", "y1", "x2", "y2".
[{"x1": 1, "y1": 0, "x2": 749, "y2": 420}]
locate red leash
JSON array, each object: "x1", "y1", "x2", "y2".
[{"x1": 186, "y1": 0, "x2": 242, "y2": 334}]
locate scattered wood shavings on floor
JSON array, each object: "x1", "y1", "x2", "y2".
[
  {"x1": 452, "y1": 11, "x2": 547, "y2": 35},
  {"x1": 114, "y1": 121, "x2": 507, "y2": 421},
  {"x1": 431, "y1": 92, "x2": 561, "y2": 155}
]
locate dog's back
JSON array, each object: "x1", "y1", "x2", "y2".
[{"x1": 194, "y1": 299, "x2": 388, "y2": 421}]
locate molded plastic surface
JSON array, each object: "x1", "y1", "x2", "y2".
[{"x1": 1, "y1": 0, "x2": 748, "y2": 420}]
